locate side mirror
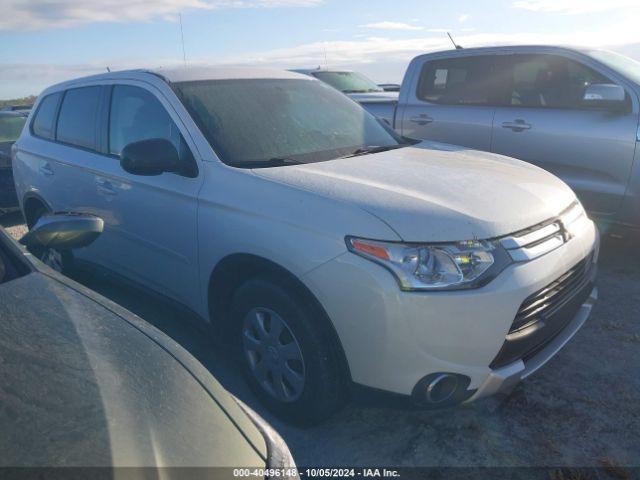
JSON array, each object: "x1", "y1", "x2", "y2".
[
  {"x1": 121, "y1": 138, "x2": 180, "y2": 176},
  {"x1": 379, "y1": 83, "x2": 400, "y2": 92},
  {"x1": 583, "y1": 84, "x2": 626, "y2": 111},
  {"x1": 20, "y1": 213, "x2": 104, "y2": 251}
]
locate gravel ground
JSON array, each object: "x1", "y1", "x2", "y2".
[{"x1": 2, "y1": 211, "x2": 639, "y2": 472}]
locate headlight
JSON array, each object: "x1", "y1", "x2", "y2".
[{"x1": 346, "y1": 236, "x2": 505, "y2": 291}]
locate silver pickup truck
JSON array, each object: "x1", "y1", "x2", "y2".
[{"x1": 359, "y1": 45, "x2": 640, "y2": 235}]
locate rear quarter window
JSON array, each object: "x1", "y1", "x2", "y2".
[{"x1": 31, "y1": 93, "x2": 62, "y2": 140}]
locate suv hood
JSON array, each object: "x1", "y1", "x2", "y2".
[{"x1": 253, "y1": 142, "x2": 577, "y2": 242}]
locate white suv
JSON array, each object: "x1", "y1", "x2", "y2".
[{"x1": 12, "y1": 68, "x2": 598, "y2": 422}]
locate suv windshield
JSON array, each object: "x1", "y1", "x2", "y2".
[
  {"x1": 585, "y1": 49, "x2": 640, "y2": 85},
  {"x1": 311, "y1": 71, "x2": 383, "y2": 93},
  {"x1": 173, "y1": 78, "x2": 405, "y2": 168},
  {"x1": 0, "y1": 115, "x2": 27, "y2": 143}
]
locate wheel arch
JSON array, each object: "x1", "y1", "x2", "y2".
[
  {"x1": 207, "y1": 253, "x2": 352, "y2": 383},
  {"x1": 22, "y1": 192, "x2": 51, "y2": 228}
]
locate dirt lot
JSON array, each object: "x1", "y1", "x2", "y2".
[{"x1": 2, "y1": 211, "x2": 639, "y2": 472}]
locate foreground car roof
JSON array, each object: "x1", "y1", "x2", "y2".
[{"x1": 0, "y1": 228, "x2": 267, "y2": 467}]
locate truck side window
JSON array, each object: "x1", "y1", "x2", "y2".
[
  {"x1": 506, "y1": 54, "x2": 613, "y2": 109},
  {"x1": 417, "y1": 56, "x2": 506, "y2": 106}
]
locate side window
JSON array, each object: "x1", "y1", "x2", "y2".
[
  {"x1": 109, "y1": 85, "x2": 186, "y2": 158},
  {"x1": 417, "y1": 56, "x2": 506, "y2": 106},
  {"x1": 506, "y1": 54, "x2": 613, "y2": 109},
  {"x1": 31, "y1": 92, "x2": 62, "y2": 139},
  {"x1": 56, "y1": 86, "x2": 102, "y2": 150}
]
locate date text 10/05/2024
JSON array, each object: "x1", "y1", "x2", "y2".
[{"x1": 233, "y1": 468, "x2": 401, "y2": 478}]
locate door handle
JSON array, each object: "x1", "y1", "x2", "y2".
[
  {"x1": 39, "y1": 163, "x2": 54, "y2": 177},
  {"x1": 96, "y1": 178, "x2": 117, "y2": 196},
  {"x1": 502, "y1": 119, "x2": 532, "y2": 132},
  {"x1": 410, "y1": 114, "x2": 434, "y2": 126}
]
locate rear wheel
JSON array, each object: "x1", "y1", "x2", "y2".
[{"x1": 230, "y1": 275, "x2": 346, "y2": 424}]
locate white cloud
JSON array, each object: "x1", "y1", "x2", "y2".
[
  {"x1": 458, "y1": 14, "x2": 470, "y2": 23},
  {"x1": 230, "y1": 27, "x2": 639, "y2": 68},
  {"x1": 0, "y1": 0, "x2": 323, "y2": 31},
  {"x1": 360, "y1": 21, "x2": 423, "y2": 31},
  {"x1": 513, "y1": 0, "x2": 640, "y2": 14},
  {"x1": 3, "y1": 22, "x2": 640, "y2": 98}
]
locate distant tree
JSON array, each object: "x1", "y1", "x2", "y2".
[{"x1": 0, "y1": 95, "x2": 37, "y2": 109}]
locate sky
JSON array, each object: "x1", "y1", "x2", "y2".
[{"x1": 1, "y1": 0, "x2": 640, "y2": 99}]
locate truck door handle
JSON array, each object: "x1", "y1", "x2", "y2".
[
  {"x1": 502, "y1": 120, "x2": 532, "y2": 132},
  {"x1": 410, "y1": 114, "x2": 434, "y2": 126},
  {"x1": 39, "y1": 163, "x2": 54, "y2": 177},
  {"x1": 96, "y1": 178, "x2": 117, "y2": 196}
]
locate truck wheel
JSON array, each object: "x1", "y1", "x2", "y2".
[{"x1": 231, "y1": 275, "x2": 346, "y2": 424}]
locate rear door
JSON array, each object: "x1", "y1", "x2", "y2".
[
  {"x1": 398, "y1": 55, "x2": 505, "y2": 150},
  {"x1": 13, "y1": 87, "x2": 105, "y2": 227},
  {"x1": 491, "y1": 53, "x2": 639, "y2": 219},
  {"x1": 52, "y1": 86, "x2": 110, "y2": 216}
]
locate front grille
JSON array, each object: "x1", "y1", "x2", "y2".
[
  {"x1": 510, "y1": 252, "x2": 594, "y2": 333},
  {"x1": 490, "y1": 251, "x2": 595, "y2": 369},
  {"x1": 499, "y1": 202, "x2": 588, "y2": 263}
]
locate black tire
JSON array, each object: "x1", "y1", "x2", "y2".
[
  {"x1": 230, "y1": 275, "x2": 346, "y2": 424},
  {"x1": 27, "y1": 204, "x2": 74, "y2": 273},
  {"x1": 26, "y1": 203, "x2": 48, "y2": 230}
]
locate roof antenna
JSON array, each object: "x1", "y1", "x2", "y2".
[
  {"x1": 447, "y1": 32, "x2": 463, "y2": 50},
  {"x1": 323, "y1": 42, "x2": 328, "y2": 68},
  {"x1": 179, "y1": 13, "x2": 187, "y2": 66}
]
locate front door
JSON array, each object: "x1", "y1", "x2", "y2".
[
  {"x1": 82, "y1": 83, "x2": 203, "y2": 306},
  {"x1": 491, "y1": 53, "x2": 638, "y2": 220}
]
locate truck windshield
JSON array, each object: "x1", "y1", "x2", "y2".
[
  {"x1": 173, "y1": 78, "x2": 405, "y2": 168},
  {"x1": 311, "y1": 71, "x2": 383, "y2": 93},
  {"x1": 585, "y1": 50, "x2": 640, "y2": 85}
]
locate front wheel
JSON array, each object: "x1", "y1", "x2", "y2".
[{"x1": 231, "y1": 276, "x2": 346, "y2": 424}]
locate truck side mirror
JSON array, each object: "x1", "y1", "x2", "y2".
[{"x1": 583, "y1": 84, "x2": 627, "y2": 111}]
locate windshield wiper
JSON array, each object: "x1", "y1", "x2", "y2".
[
  {"x1": 340, "y1": 144, "x2": 405, "y2": 159},
  {"x1": 228, "y1": 157, "x2": 303, "y2": 169},
  {"x1": 343, "y1": 89, "x2": 383, "y2": 93}
]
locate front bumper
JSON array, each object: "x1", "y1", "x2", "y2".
[
  {"x1": 304, "y1": 217, "x2": 599, "y2": 399},
  {"x1": 468, "y1": 285, "x2": 597, "y2": 402}
]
